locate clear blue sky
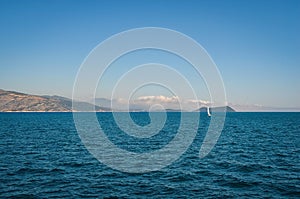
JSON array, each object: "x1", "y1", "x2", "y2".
[{"x1": 0, "y1": 0, "x2": 299, "y2": 108}]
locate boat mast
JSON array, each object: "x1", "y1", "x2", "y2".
[{"x1": 207, "y1": 106, "x2": 211, "y2": 117}]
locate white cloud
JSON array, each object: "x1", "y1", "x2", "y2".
[
  {"x1": 135, "y1": 95, "x2": 179, "y2": 104},
  {"x1": 187, "y1": 99, "x2": 211, "y2": 105},
  {"x1": 94, "y1": 95, "x2": 212, "y2": 111},
  {"x1": 131, "y1": 95, "x2": 210, "y2": 111}
]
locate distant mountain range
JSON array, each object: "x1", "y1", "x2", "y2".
[
  {"x1": 93, "y1": 98, "x2": 236, "y2": 112},
  {"x1": 0, "y1": 89, "x2": 237, "y2": 112},
  {"x1": 93, "y1": 98, "x2": 146, "y2": 112},
  {"x1": 0, "y1": 89, "x2": 110, "y2": 112},
  {"x1": 1, "y1": 89, "x2": 298, "y2": 112}
]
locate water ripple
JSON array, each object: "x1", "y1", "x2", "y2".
[{"x1": 0, "y1": 112, "x2": 299, "y2": 198}]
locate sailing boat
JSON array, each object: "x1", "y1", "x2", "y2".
[{"x1": 207, "y1": 106, "x2": 211, "y2": 117}]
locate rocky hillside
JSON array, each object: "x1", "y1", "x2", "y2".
[{"x1": 0, "y1": 89, "x2": 109, "y2": 112}]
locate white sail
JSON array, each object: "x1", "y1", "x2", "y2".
[{"x1": 207, "y1": 107, "x2": 211, "y2": 117}]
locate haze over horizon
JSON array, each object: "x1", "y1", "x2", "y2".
[
  {"x1": 1, "y1": 88, "x2": 299, "y2": 112},
  {"x1": 1, "y1": 0, "x2": 299, "y2": 111}
]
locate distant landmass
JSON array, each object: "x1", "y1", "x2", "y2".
[
  {"x1": 0, "y1": 89, "x2": 110, "y2": 112},
  {"x1": 196, "y1": 106, "x2": 236, "y2": 112},
  {"x1": 0, "y1": 89, "x2": 236, "y2": 112}
]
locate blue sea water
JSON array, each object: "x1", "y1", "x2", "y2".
[{"x1": 0, "y1": 112, "x2": 299, "y2": 198}]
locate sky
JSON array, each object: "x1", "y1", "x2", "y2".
[{"x1": 0, "y1": 0, "x2": 299, "y2": 110}]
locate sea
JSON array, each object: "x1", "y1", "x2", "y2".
[{"x1": 0, "y1": 112, "x2": 299, "y2": 198}]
